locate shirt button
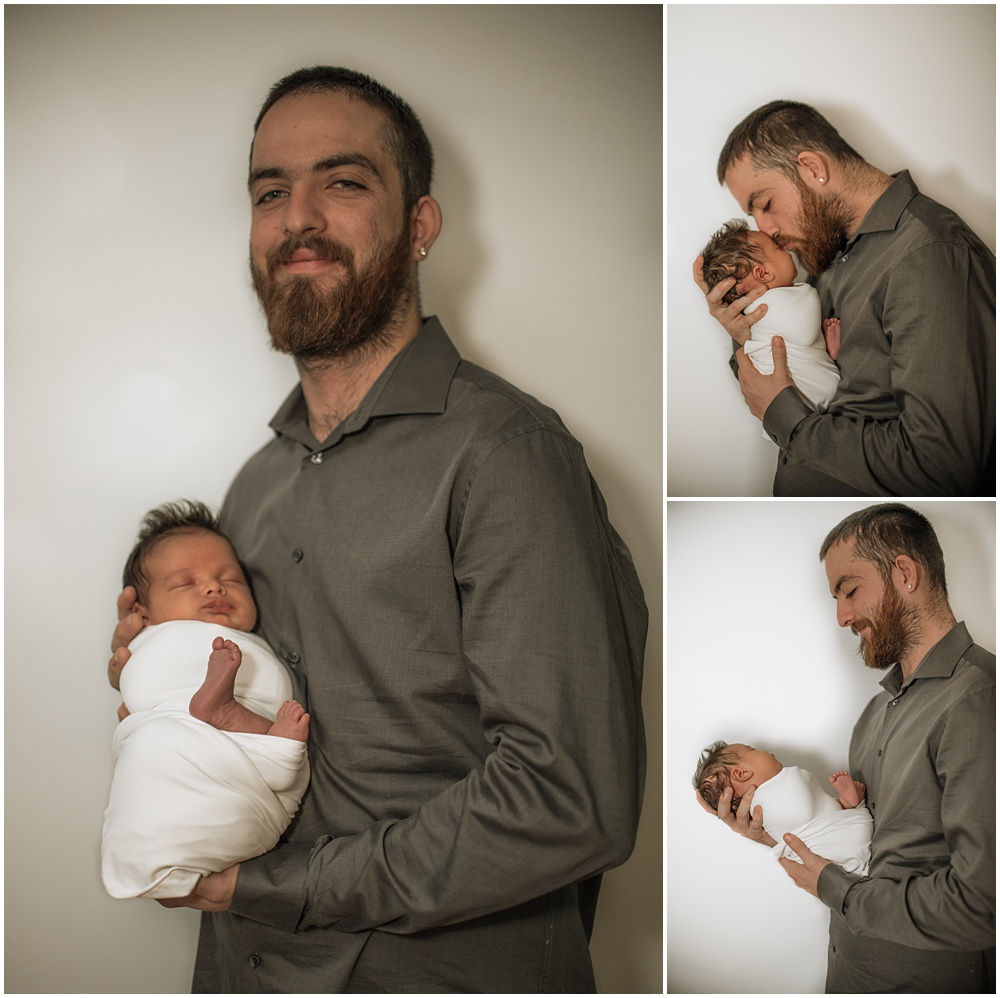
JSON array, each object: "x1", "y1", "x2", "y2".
[
  {"x1": 292, "y1": 549, "x2": 304, "y2": 562},
  {"x1": 892, "y1": 699, "x2": 899, "y2": 706},
  {"x1": 310, "y1": 452, "x2": 323, "y2": 465},
  {"x1": 877, "y1": 749, "x2": 882, "y2": 756},
  {"x1": 248, "y1": 954, "x2": 261, "y2": 969},
  {"x1": 841, "y1": 254, "x2": 849, "y2": 263},
  {"x1": 287, "y1": 652, "x2": 300, "y2": 666}
]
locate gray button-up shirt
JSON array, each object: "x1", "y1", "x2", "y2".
[
  {"x1": 762, "y1": 171, "x2": 995, "y2": 496},
  {"x1": 192, "y1": 318, "x2": 647, "y2": 992},
  {"x1": 817, "y1": 622, "x2": 995, "y2": 992}
]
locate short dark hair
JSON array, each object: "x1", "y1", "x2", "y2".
[
  {"x1": 122, "y1": 500, "x2": 225, "y2": 599},
  {"x1": 700, "y1": 219, "x2": 765, "y2": 306},
  {"x1": 819, "y1": 503, "x2": 949, "y2": 597},
  {"x1": 693, "y1": 740, "x2": 743, "y2": 814},
  {"x1": 716, "y1": 100, "x2": 865, "y2": 185},
  {"x1": 253, "y1": 65, "x2": 434, "y2": 209}
]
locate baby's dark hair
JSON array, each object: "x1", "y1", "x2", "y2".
[
  {"x1": 693, "y1": 740, "x2": 743, "y2": 814},
  {"x1": 700, "y1": 219, "x2": 765, "y2": 306},
  {"x1": 122, "y1": 500, "x2": 226, "y2": 600}
]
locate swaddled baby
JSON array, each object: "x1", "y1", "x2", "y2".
[
  {"x1": 101, "y1": 500, "x2": 310, "y2": 899},
  {"x1": 694, "y1": 740, "x2": 872, "y2": 874},
  {"x1": 701, "y1": 219, "x2": 842, "y2": 415}
]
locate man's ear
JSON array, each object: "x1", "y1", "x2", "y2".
[
  {"x1": 893, "y1": 555, "x2": 920, "y2": 593},
  {"x1": 796, "y1": 151, "x2": 830, "y2": 188},
  {"x1": 408, "y1": 194, "x2": 442, "y2": 261}
]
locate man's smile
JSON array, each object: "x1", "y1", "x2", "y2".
[{"x1": 282, "y1": 250, "x2": 340, "y2": 274}]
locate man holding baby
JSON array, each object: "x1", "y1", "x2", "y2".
[
  {"x1": 704, "y1": 503, "x2": 994, "y2": 992},
  {"x1": 695, "y1": 100, "x2": 995, "y2": 497},
  {"x1": 108, "y1": 66, "x2": 647, "y2": 993}
]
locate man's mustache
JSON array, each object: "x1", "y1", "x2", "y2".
[{"x1": 266, "y1": 236, "x2": 355, "y2": 276}]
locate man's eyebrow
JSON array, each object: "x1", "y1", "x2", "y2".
[{"x1": 248, "y1": 153, "x2": 384, "y2": 190}]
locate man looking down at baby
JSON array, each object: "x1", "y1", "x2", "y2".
[{"x1": 698, "y1": 503, "x2": 994, "y2": 992}]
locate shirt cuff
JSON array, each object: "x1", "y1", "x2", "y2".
[
  {"x1": 229, "y1": 842, "x2": 312, "y2": 932},
  {"x1": 762, "y1": 386, "x2": 813, "y2": 447},
  {"x1": 817, "y1": 862, "x2": 861, "y2": 915}
]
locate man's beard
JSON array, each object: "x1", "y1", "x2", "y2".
[
  {"x1": 251, "y1": 224, "x2": 414, "y2": 362},
  {"x1": 784, "y1": 181, "x2": 854, "y2": 277},
  {"x1": 852, "y1": 583, "x2": 922, "y2": 672}
]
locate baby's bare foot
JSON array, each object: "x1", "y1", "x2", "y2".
[
  {"x1": 190, "y1": 637, "x2": 270, "y2": 735},
  {"x1": 822, "y1": 317, "x2": 841, "y2": 361},
  {"x1": 829, "y1": 770, "x2": 862, "y2": 808},
  {"x1": 269, "y1": 700, "x2": 310, "y2": 742}
]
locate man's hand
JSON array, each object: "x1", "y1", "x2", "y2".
[
  {"x1": 108, "y1": 586, "x2": 147, "y2": 690},
  {"x1": 157, "y1": 864, "x2": 239, "y2": 912},
  {"x1": 778, "y1": 833, "x2": 832, "y2": 897},
  {"x1": 693, "y1": 254, "x2": 769, "y2": 346},
  {"x1": 695, "y1": 786, "x2": 777, "y2": 848},
  {"x1": 736, "y1": 337, "x2": 795, "y2": 420}
]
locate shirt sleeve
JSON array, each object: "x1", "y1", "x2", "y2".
[
  {"x1": 762, "y1": 241, "x2": 995, "y2": 496},
  {"x1": 816, "y1": 684, "x2": 995, "y2": 950},
  {"x1": 231, "y1": 426, "x2": 647, "y2": 935}
]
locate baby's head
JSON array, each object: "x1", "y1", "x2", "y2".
[
  {"x1": 693, "y1": 740, "x2": 783, "y2": 813},
  {"x1": 701, "y1": 219, "x2": 798, "y2": 305},
  {"x1": 122, "y1": 500, "x2": 257, "y2": 633}
]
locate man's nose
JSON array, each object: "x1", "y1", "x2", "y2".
[
  {"x1": 837, "y1": 602, "x2": 853, "y2": 628},
  {"x1": 754, "y1": 214, "x2": 779, "y2": 238},
  {"x1": 282, "y1": 188, "x2": 326, "y2": 236}
]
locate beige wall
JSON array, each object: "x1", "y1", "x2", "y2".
[{"x1": 5, "y1": 6, "x2": 662, "y2": 993}]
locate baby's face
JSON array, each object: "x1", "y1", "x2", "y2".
[
  {"x1": 734, "y1": 230, "x2": 798, "y2": 296},
  {"x1": 728, "y1": 743, "x2": 783, "y2": 790},
  {"x1": 137, "y1": 529, "x2": 257, "y2": 632}
]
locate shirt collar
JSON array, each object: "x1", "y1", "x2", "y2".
[
  {"x1": 268, "y1": 316, "x2": 461, "y2": 450},
  {"x1": 879, "y1": 620, "x2": 975, "y2": 695},
  {"x1": 848, "y1": 170, "x2": 920, "y2": 245}
]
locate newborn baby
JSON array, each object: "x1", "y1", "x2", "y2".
[
  {"x1": 701, "y1": 218, "x2": 841, "y2": 413},
  {"x1": 693, "y1": 740, "x2": 872, "y2": 874},
  {"x1": 101, "y1": 500, "x2": 310, "y2": 899}
]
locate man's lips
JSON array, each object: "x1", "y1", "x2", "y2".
[{"x1": 281, "y1": 249, "x2": 339, "y2": 273}]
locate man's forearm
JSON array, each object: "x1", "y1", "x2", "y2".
[{"x1": 817, "y1": 862, "x2": 994, "y2": 951}]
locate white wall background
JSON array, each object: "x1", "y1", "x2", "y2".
[
  {"x1": 666, "y1": 5, "x2": 996, "y2": 497},
  {"x1": 4, "y1": 6, "x2": 662, "y2": 993},
  {"x1": 665, "y1": 501, "x2": 996, "y2": 994}
]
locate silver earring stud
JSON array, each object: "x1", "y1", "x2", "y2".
[
  {"x1": 419, "y1": 247, "x2": 428, "y2": 258},
  {"x1": 907, "y1": 584, "x2": 912, "y2": 589},
  {"x1": 819, "y1": 178, "x2": 826, "y2": 184}
]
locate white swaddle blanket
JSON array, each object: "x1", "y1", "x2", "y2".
[
  {"x1": 743, "y1": 283, "x2": 841, "y2": 413},
  {"x1": 102, "y1": 620, "x2": 310, "y2": 899},
  {"x1": 752, "y1": 766, "x2": 872, "y2": 875}
]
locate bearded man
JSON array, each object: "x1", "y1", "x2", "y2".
[
  {"x1": 694, "y1": 100, "x2": 995, "y2": 497},
  {"x1": 108, "y1": 66, "x2": 647, "y2": 993},
  {"x1": 704, "y1": 503, "x2": 995, "y2": 992}
]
